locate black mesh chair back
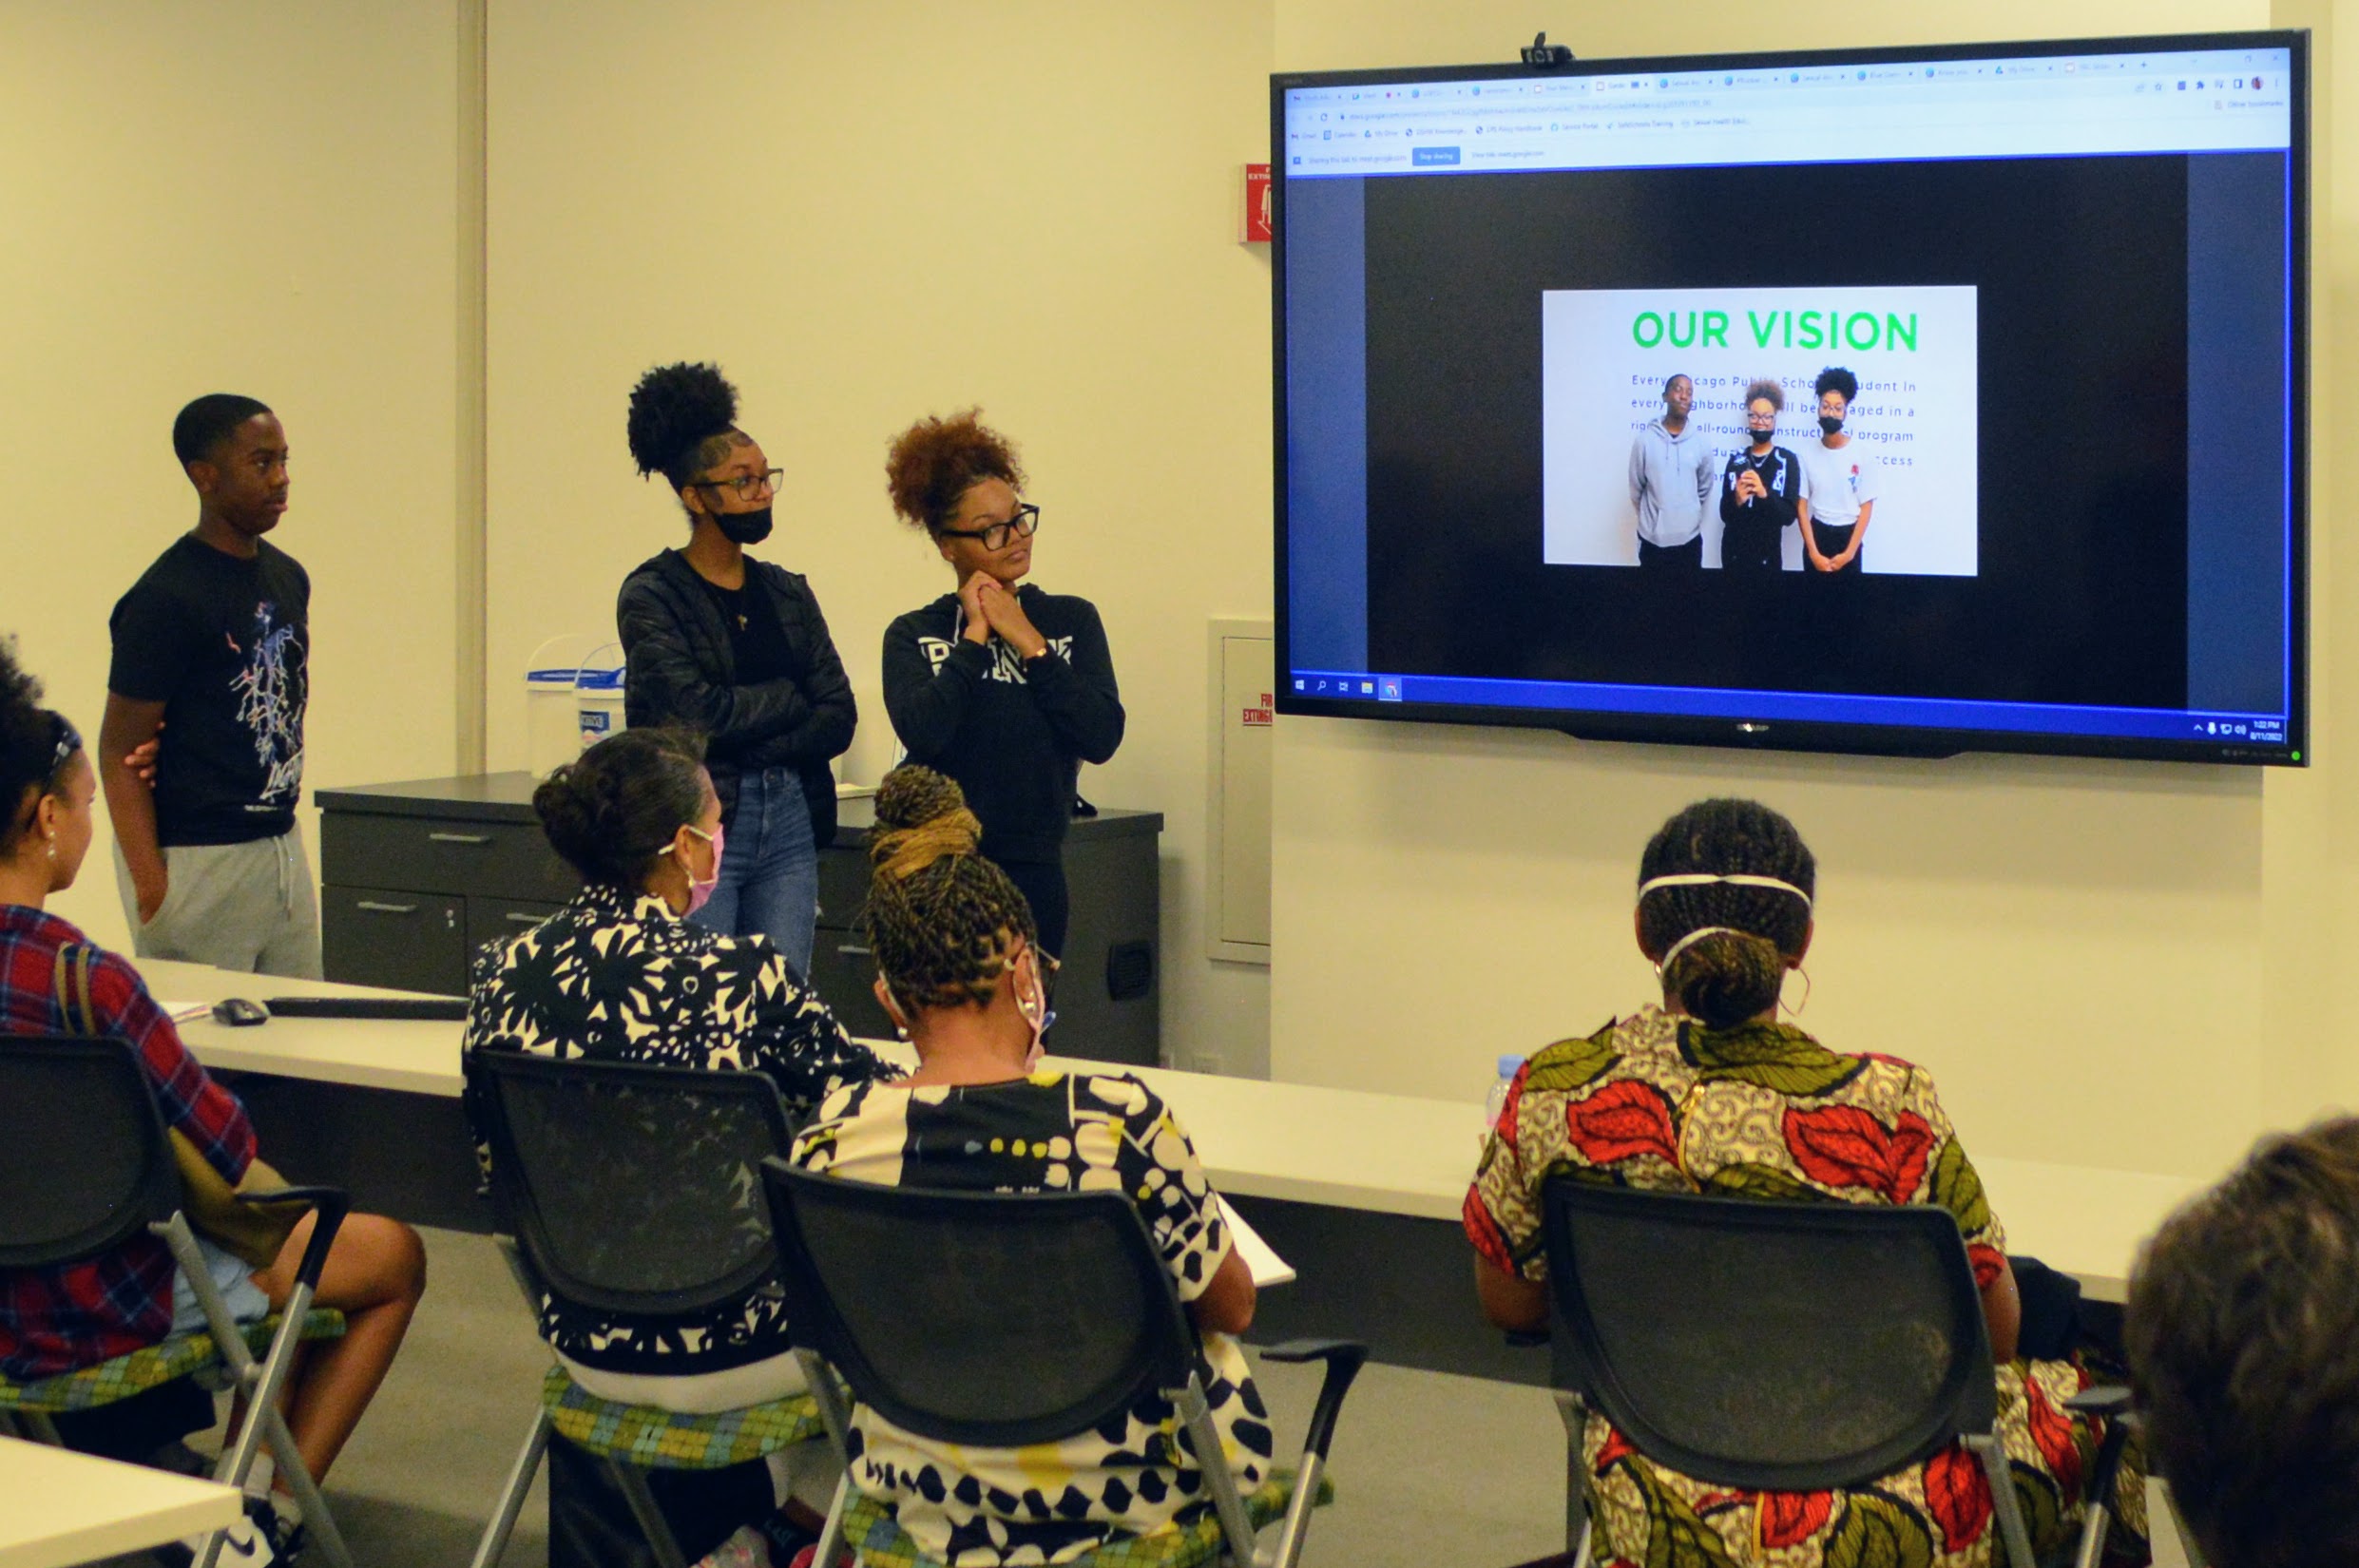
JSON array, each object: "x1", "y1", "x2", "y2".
[
  {"x1": 760, "y1": 1158, "x2": 1196, "y2": 1448},
  {"x1": 470, "y1": 1051, "x2": 795, "y2": 1318},
  {"x1": 0, "y1": 1037, "x2": 178, "y2": 1269},
  {"x1": 1543, "y1": 1178, "x2": 1997, "y2": 1492}
]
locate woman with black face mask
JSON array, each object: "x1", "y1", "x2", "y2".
[{"x1": 616, "y1": 361, "x2": 856, "y2": 980}]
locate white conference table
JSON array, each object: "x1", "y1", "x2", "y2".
[
  {"x1": 0, "y1": 1434, "x2": 241, "y2": 1568},
  {"x1": 142, "y1": 959, "x2": 2201, "y2": 1301}
]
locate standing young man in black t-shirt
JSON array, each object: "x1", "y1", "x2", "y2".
[{"x1": 99, "y1": 394, "x2": 319, "y2": 977}]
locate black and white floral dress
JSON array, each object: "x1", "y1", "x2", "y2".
[
  {"x1": 463, "y1": 883, "x2": 889, "y2": 1375},
  {"x1": 792, "y1": 1070, "x2": 1274, "y2": 1566}
]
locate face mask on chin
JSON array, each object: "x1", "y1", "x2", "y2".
[{"x1": 716, "y1": 507, "x2": 774, "y2": 545}]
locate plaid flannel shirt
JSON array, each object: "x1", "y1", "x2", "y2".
[{"x1": 0, "y1": 905, "x2": 255, "y2": 1379}]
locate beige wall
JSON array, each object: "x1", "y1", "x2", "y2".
[
  {"x1": 1272, "y1": 1, "x2": 2358, "y2": 1186},
  {"x1": 484, "y1": 0, "x2": 1279, "y2": 1072},
  {"x1": 0, "y1": 3, "x2": 466, "y2": 950},
  {"x1": 8, "y1": 1, "x2": 2344, "y2": 1177}
]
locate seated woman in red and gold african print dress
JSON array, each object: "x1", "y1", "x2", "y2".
[{"x1": 1466, "y1": 798, "x2": 2150, "y2": 1568}]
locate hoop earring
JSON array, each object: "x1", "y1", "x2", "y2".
[{"x1": 1779, "y1": 965, "x2": 1812, "y2": 1018}]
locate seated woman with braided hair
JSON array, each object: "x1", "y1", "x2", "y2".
[
  {"x1": 790, "y1": 765, "x2": 1267, "y2": 1567},
  {"x1": 1466, "y1": 798, "x2": 2151, "y2": 1567}
]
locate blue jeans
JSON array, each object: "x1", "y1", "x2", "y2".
[{"x1": 693, "y1": 767, "x2": 819, "y2": 980}]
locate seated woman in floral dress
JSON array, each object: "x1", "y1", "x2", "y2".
[
  {"x1": 1466, "y1": 797, "x2": 2149, "y2": 1567},
  {"x1": 791, "y1": 765, "x2": 1268, "y2": 1567}
]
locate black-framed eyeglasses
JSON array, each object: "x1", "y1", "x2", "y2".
[
  {"x1": 938, "y1": 503, "x2": 1041, "y2": 552},
  {"x1": 689, "y1": 468, "x2": 784, "y2": 502}
]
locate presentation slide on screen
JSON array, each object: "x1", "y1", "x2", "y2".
[{"x1": 1541, "y1": 286, "x2": 1979, "y2": 574}]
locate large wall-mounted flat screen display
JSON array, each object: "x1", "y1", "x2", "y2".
[{"x1": 1274, "y1": 33, "x2": 2307, "y2": 763}]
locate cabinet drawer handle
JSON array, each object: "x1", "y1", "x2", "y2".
[
  {"x1": 503, "y1": 912, "x2": 544, "y2": 926},
  {"x1": 428, "y1": 832, "x2": 492, "y2": 845},
  {"x1": 835, "y1": 944, "x2": 873, "y2": 958},
  {"x1": 355, "y1": 900, "x2": 419, "y2": 915}
]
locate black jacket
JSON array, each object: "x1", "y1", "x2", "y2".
[
  {"x1": 616, "y1": 548, "x2": 854, "y2": 847},
  {"x1": 881, "y1": 586, "x2": 1123, "y2": 863}
]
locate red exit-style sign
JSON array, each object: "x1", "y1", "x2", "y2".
[{"x1": 1241, "y1": 164, "x2": 1272, "y2": 242}]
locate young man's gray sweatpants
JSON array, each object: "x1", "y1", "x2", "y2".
[{"x1": 114, "y1": 824, "x2": 323, "y2": 980}]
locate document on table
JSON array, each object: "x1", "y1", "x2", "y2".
[{"x1": 1218, "y1": 1195, "x2": 1296, "y2": 1287}]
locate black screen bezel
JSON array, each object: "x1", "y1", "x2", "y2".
[{"x1": 1270, "y1": 29, "x2": 2311, "y2": 766}]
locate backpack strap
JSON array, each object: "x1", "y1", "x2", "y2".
[{"x1": 49, "y1": 942, "x2": 100, "y2": 1037}]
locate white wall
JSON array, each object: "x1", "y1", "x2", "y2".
[
  {"x1": 484, "y1": 0, "x2": 1278, "y2": 1072},
  {"x1": 1270, "y1": 0, "x2": 2357, "y2": 1186},
  {"x1": 0, "y1": 3, "x2": 466, "y2": 948}
]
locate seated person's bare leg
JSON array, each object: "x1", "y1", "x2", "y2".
[{"x1": 251, "y1": 1212, "x2": 428, "y2": 1482}]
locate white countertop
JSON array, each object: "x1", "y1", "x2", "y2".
[
  {"x1": 0, "y1": 1435, "x2": 241, "y2": 1568},
  {"x1": 146, "y1": 958, "x2": 2202, "y2": 1300}
]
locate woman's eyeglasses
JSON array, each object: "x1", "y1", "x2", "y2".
[
  {"x1": 938, "y1": 503, "x2": 1041, "y2": 552},
  {"x1": 690, "y1": 468, "x2": 784, "y2": 502}
]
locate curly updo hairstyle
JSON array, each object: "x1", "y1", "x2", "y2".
[
  {"x1": 625, "y1": 362, "x2": 743, "y2": 491},
  {"x1": 1636, "y1": 798, "x2": 1815, "y2": 1029},
  {"x1": 860, "y1": 765, "x2": 1037, "y2": 1011},
  {"x1": 883, "y1": 410, "x2": 1026, "y2": 538},
  {"x1": 532, "y1": 727, "x2": 710, "y2": 889},
  {"x1": 1814, "y1": 366, "x2": 1859, "y2": 407},
  {"x1": 1743, "y1": 377, "x2": 1785, "y2": 413},
  {"x1": 0, "y1": 639, "x2": 80, "y2": 856}
]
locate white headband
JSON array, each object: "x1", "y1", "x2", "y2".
[
  {"x1": 1656, "y1": 925, "x2": 1746, "y2": 973},
  {"x1": 1636, "y1": 872, "x2": 1813, "y2": 910},
  {"x1": 1639, "y1": 874, "x2": 1812, "y2": 976}
]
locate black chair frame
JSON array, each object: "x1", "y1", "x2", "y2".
[
  {"x1": 1538, "y1": 1178, "x2": 2139, "y2": 1568},
  {"x1": 465, "y1": 1049, "x2": 811, "y2": 1568},
  {"x1": 761, "y1": 1157, "x2": 1366, "y2": 1568},
  {"x1": 0, "y1": 1036, "x2": 354, "y2": 1568}
]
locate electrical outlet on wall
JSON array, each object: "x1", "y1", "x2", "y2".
[{"x1": 1188, "y1": 1054, "x2": 1225, "y2": 1078}]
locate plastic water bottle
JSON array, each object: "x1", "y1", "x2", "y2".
[{"x1": 1484, "y1": 1054, "x2": 1525, "y2": 1141}]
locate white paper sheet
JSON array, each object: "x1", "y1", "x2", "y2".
[{"x1": 1218, "y1": 1195, "x2": 1295, "y2": 1288}]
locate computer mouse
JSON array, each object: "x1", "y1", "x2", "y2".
[{"x1": 211, "y1": 998, "x2": 270, "y2": 1027}]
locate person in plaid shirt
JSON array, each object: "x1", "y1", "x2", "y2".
[{"x1": 0, "y1": 639, "x2": 425, "y2": 1499}]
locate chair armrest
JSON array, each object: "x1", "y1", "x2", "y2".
[
  {"x1": 1260, "y1": 1339, "x2": 1369, "y2": 1462},
  {"x1": 2063, "y1": 1384, "x2": 2138, "y2": 1518},
  {"x1": 2063, "y1": 1385, "x2": 2133, "y2": 1419},
  {"x1": 236, "y1": 1184, "x2": 351, "y2": 1291}
]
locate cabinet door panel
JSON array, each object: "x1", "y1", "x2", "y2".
[
  {"x1": 805, "y1": 929, "x2": 897, "y2": 1042},
  {"x1": 815, "y1": 847, "x2": 871, "y2": 931},
  {"x1": 321, "y1": 885, "x2": 467, "y2": 996},
  {"x1": 465, "y1": 896, "x2": 567, "y2": 974},
  {"x1": 323, "y1": 813, "x2": 577, "y2": 902}
]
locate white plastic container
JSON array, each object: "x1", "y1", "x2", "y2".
[
  {"x1": 525, "y1": 634, "x2": 599, "y2": 777},
  {"x1": 1483, "y1": 1054, "x2": 1525, "y2": 1144},
  {"x1": 575, "y1": 641, "x2": 627, "y2": 751}
]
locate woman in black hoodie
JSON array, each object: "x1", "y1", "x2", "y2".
[
  {"x1": 879, "y1": 410, "x2": 1122, "y2": 960},
  {"x1": 615, "y1": 362, "x2": 854, "y2": 980}
]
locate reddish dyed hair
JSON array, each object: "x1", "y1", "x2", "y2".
[{"x1": 884, "y1": 410, "x2": 1026, "y2": 537}]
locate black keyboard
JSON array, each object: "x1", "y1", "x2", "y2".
[{"x1": 262, "y1": 997, "x2": 469, "y2": 1022}]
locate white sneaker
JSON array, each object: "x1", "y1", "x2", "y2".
[{"x1": 192, "y1": 1516, "x2": 278, "y2": 1566}]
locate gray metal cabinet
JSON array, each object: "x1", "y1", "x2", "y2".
[
  {"x1": 318, "y1": 775, "x2": 577, "y2": 996},
  {"x1": 318, "y1": 774, "x2": 1163, "y2": 1064}
]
